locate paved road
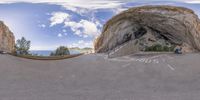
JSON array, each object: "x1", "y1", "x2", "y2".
[{"x1": 0, "y1": 53, "x2": 200, "y2": 100}]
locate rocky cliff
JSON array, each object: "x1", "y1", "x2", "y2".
[
  {"x1": 95, "y1": 5, "x2": 200, "y2": 57},
  {"x1": 0, "y1": 21, "x2": 15, "y2": 53}
]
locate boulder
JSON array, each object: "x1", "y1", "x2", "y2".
[
  {"x1": 95, "y1": 5, "x2": 200, "y2": 57},
  {"x1": 0, "y1": 21, "x2": 15, "y2": 53}
]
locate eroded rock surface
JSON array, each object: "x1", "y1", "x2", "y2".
[
  {"x1": 95, "y1": 5, "x2": 200, "y2": 57},
  {"x1": 0, "y1": 21, "x2": 15, "y2": 53}
]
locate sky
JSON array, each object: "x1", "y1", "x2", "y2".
[{"x1": 0, "y1": 0, "x2": 200, "y2": 50}]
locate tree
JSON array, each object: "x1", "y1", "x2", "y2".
[
  {"x1": 15, "y1": 37, "x2": 31, "y2": 55},
  {"x1": 50, "y1": 46, "x2": 70, "y2": 56}
]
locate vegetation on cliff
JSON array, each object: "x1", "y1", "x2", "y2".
[{"x1": 50, "y1": 46, "x2": 70, "y2": 56}]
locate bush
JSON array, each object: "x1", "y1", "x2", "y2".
[
  {"x1": 153, "y1": 44, "x2": 162, "y2": 51},
  {"x1": 15, "y1": 37, "x2": 31, "y2": 55},
  {"x1": 145, "y1": 44, "x2": 175, "y2": 52},
  {"x1": 163, "y1": 46, "x2": 169, "y2": 51}
]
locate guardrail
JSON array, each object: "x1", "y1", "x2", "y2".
[{"x1": 10, "y1": 53, "x2": 83, "y2": 60}]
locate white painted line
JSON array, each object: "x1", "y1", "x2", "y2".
[
  {"x1": 139, "y1": 58, "x2": 145, "y2": 62},
  {"x1": 167, "y1": 64, "x2": 175, "y2": 71},
  {"x1": 123, "y1": 56, "x2": 130, "y2": 59},
  {"x1": 135, "y1": 59, "x2": 140, "y2": 61},
  {"x1": 148, "y1": 59, "x2": 152, "y2": 63},
  {"x1": 131, "y1": 58, "x2": 136, "y2": 61},
  {"x1": 144, "y1": 59, "x2": 149, "y2": 63},
  {"x1": 150, "y1": 55, "x2": 161, "y2": 59},
  {"x1": 153, "y1": 59, "x2": 159, "y2": 64},
  {"x1": 109, "y1": 58, "x2": 131, "y2": 62}
]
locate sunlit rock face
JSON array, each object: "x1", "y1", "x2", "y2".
[
  {"x1": 0, "y1": 21, "x2": 15, "y2": 53},
  {"x1": 95, "y1": 5, "x2": 200, "y2": 57}
]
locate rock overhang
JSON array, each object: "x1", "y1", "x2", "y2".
[{"x1": 95, "y1": 5, "x2": 200, "y2": 57}]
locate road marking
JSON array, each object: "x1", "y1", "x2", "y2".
[
  {"x1": 147, "y1": 59, "x2": 152, "y2": 63},
  {"x1": 144, "y1": 59, "x2": 149, "y2": 63},
  {"x1": 139, "y1": 58, "x2": 145, "y2": 62},
  {"x1": 108, "y1": 58, "x2": 131, "y2": 62},
  {"x1": 130, "y1": 58, "x2": 136, "y2": 61},
  {"x1": 153, "y1": 59, "x2": 159, "y2": 64},
  {"x1": 167, "y1": 64, "x2": 175, "y2": 71},
  {"x1": 150, "y1": 55, "x2": 161, "y2": 59},
  {"x1": 121, "y1": 63, "x2": 131, "y2": 68}
]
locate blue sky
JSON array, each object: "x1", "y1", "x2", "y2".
[{"x1": 0, "y1": 0, "x2": 200, "y2": 50}]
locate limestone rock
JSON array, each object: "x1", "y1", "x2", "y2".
[
  {"x1": 0, "y1": 21, "x2": 15, "y2": 53},
  {"x1": 95, "y1": 5, "x2": 200, "y2": 57}
]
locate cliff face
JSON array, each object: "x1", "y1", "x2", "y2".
[
  {"x1": 0, "y1": 21, "x2": 15, "y2": 53},
  {"x1": 95, "y1": 5, "x2": 200, "y2": 57}
]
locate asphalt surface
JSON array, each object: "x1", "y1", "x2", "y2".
[{"x1": 0, "y1": 53, "x2": 200, "y2": 100}]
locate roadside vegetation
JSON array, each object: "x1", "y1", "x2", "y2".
[
  {"x1": 13, "y1": 37, "x2": 81, "y2": 60},
  {"x1": 15, "y1": 37, "x2": 31, "y2": 55},
  {"x1": 145, "y1": 44, "x2": 175, "y2": 52}
]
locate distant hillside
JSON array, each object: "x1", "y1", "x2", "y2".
[{"x1": 69, "y1": 47, "x2": 93, "y2": 53}]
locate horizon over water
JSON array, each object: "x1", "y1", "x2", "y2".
[{"x1": 30, "y1": 50, "x2": 81, "y2": 56}]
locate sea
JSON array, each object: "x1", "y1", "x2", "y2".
[{"x1": 30, "y1": 50, "x2": 81, "y2": 56}]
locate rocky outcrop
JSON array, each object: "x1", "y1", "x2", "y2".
[
  {"x1": 0, "y1": 21, "x2": 15, "y2": 53},
  {"x1": 95, "y1": 5, "x2": 200, "y2": 57}
]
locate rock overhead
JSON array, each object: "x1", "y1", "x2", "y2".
[
  {"x1": 95, "y1": 5, "x2": 200, "y2": 57},
  {"x1": 0, "y1": 21, "x2": 15, "y2": 53}
]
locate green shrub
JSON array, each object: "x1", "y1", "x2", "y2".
[
  {"x1": 145, "y1": 44, "x2": 175, "y2": 52},
  {"x1": 50, "y1": 46, "x2": 70, "y2": 56},
  {"x1": 163, "y1": 46, "x2": 169, "y2": 51},
  {"x1": 15, "y1": 37, "x2": 31, "y2": 55}
]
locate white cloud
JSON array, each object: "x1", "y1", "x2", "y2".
[
  {"x1": 0, "y1": 0, "x2": 130, "y2": 15},
  {"x1": 50, "y1": 12, "x2": 70, "y2": 27},
  {"x1": 0, "y1": 0, "x2": 199, "y2": 10},
  {"x1": 1, "y1": 0, "x2": 196, "y2": 18},
  {"x1": 69, "y1": 40, "x2": 93, "y2": 48},
  {"x1": 114, "y1": 7, "x2": 128, "y2": 14},
  {"x1": 57, "y1": 33, "x2": 67, "y2": 37},
  {"x1": 50, "y1": 11, "x2": 101, "y2": 37},
  {"x1": 64, "y1": 19, "x2": 100, "y2": 37},
  {"x1": 62, "y1": 29, "x2": 67, "y2": 33},
  {"x1": 57, "y1": 33, "x2": 63, "y2": 37},
  {"x1": 0, "y1": 0, "x2": 126, "y2": 9},
  {"x1": 38, "y1": 24, "x2": 46, "y2": 28},
  {"x1": 0, "y1": 0, "x2": 199, "y2": 6},
  {"x1": 185, "y1": 0, "x2": 200, "y2": 3}
]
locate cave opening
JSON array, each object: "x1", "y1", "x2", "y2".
[
  {"x1": 143, "y1": 28, "x2": 176, "y2": 52},
  {"x1": 114, "y1": 26, "x2": 178, "y2": 54},
  {"x1": 123, "y1": 33, "x2": 132, "y2": 43},
  {"x1": 134, "y1": 27, "x2": 147, "y2": 39}
]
